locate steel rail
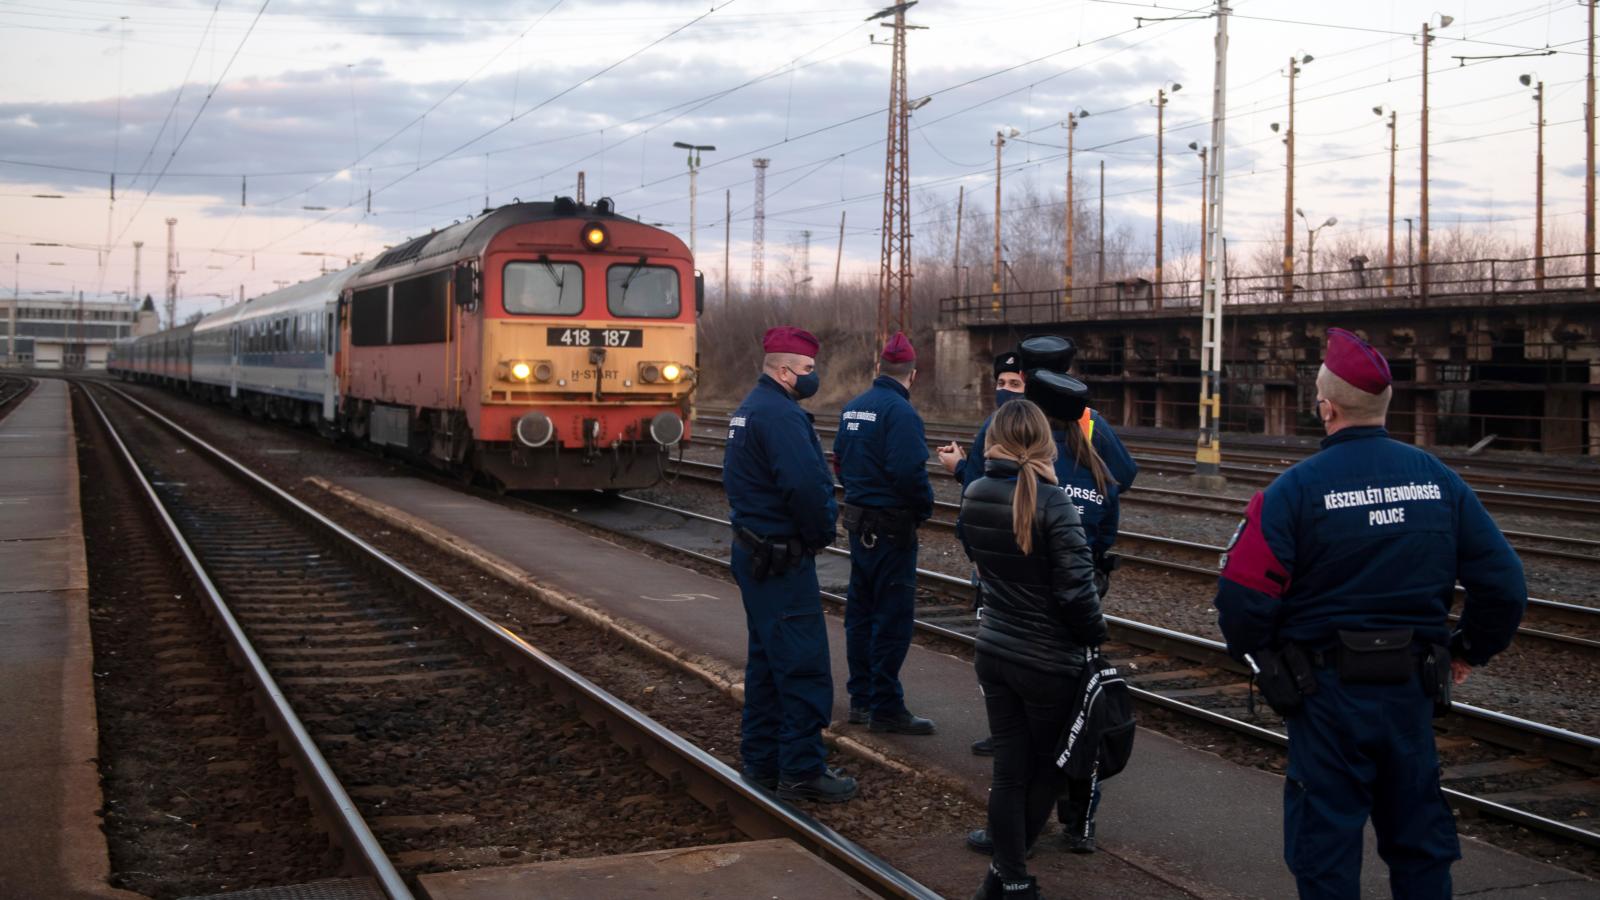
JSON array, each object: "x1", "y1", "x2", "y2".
[
  {"x1": 668, "y1": 457, "x2": 1600, "y2": 649},
  {"x1": 93, "y1": 383, "x2": 940, "y2": 900},
  {"x1": 543, "y1": 490, "x2": 1600, "y2": 850},
  {"x1": 82, "y1": 385, "x2": 415, "y2": 900}
]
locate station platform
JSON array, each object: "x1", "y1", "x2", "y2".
[
  {"x1": 326, "y1": 474, "x2": 1597, "y2": 900},
  {"x1": 0, "y1": 380, "x2": 136, "y2": 900}
]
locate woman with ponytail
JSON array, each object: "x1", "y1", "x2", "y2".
[{"x1": 957, "y1": 399, "x2": 1107, "y2": 900}]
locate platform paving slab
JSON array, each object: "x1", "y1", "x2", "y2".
[
  {"x1": 415, "y1": 839, "x2": 876, "y2": 899},
  {"x1": 330, "y1": 474, "x2": 1597, "y2": 900},
  {"x1": 0, "y1": 379, "x2": 140, "y2": 900}
]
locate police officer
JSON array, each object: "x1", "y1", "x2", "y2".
[
  {"x1": 833, "y1": 332, "x2": 937, "y2": 735},
  {"x1": 724, "y1": 326, "x2": 857, "y2": 803},
  {"x1": 1213, "y1": 328, "x2": 1526, "y2": 899},
  {"x1": 937, "y1": 349, "x2": 1026, "y2": 485}
]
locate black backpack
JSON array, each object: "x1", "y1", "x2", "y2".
[{"x1": 1053, "y1": 651, "x2": 1136, "y2": 781}]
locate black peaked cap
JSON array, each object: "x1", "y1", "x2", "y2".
[
  {"x1": 993, "y1": 351, "x2": 1023, "y2": 378},
  {"x1": 1025, "y1": 370, "x2": 1091, "y2": 423},
  {"x1": 1017, "y1": 334, "x2": 1077, "y2": 373}
]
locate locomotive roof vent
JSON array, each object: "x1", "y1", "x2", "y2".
[
  {"x1": 553, "y1": 196, "x2": 578, "y2": 215},
  {"x1": 592, "y1": 197, "x2": 614, "y2": 216}
]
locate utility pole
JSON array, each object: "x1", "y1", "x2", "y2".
[
  {"x1": 833, "y1": 211, "x2": 846, "y2": 302},
  {"x1": 870, "y1": 2, "x2": 924, "y2": 346},
  {"x1": 132, "y1": 240, "x2": 143, "y2": 304},
  {"x1": 992, "y1": 128, "x2": 1017, "y2": 299},
  {"x1": 799, "y1": 230, "x2": 813, "y2": 296},
  {"x1": 1064, "y1": 110, "x2": 1087, "y2": 301},
  {"x1": 751, "y1": 159, "x2": 769, "y2": 302},
  {"x1": 164, "y1": 217, "x2": 179, "y2": 329},
  {"x1": 1588, "y1": 0, "x2": 1596, "y2": 290},
  {"x1": 1521, "y1": 76, "x2": 1545, "y2": 290},
  {"x1": 1420, "y1": 17, "x2": 1452, "y2": 301},
  {"x1": 672, "y1": 141, "x2": 716, "y2": 257},
  {"x1": 1275, "y1": 56, "x2": 1311, "y2": 298},
  {"x1": 1195, "y1": 1, "x2": 1230, "y2": 483},
  {"x1": 1155, "y1": 87, "x2": 1177, "y2": 305},
  {"x1": 1190, "y1": 142, "x2": 1208, "y2": 295},
  {"x1": 953, "y1": 184, "x2": 964, "y2": 295},
  {"x1": 1098, "y1": 160, "x2": 1106, "y2": 285},
  {"x1": 723, "y1": 189, "x2": 731, "y2": 302}
]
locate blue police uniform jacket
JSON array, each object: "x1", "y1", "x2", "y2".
[
  {"x1": 723, "y1": 373, "x2": 839, "y2": 548},
  {"x1": 957, "y1": 409, "x2": 1138, "y2": 556},
  {"x1": 832, "y1": 375, "x2": 935, "y2": 520},
  {"x1": 1215, "y1": 426, "x2": 1526, "y2": 665}
]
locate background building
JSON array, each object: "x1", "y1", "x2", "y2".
[{"x1": 1, "y1": 294, "x2": 152, "y2": 369}]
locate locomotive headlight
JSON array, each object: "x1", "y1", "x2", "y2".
[
  {"x1": 510, "y1": 361, "x2": 532, "y2": 381},
  {"x1": 661, "y1": 363, "x2": 682, "y2": 382},
  {"x1": 533, "y1": 361, "x2": 553, "y2": 383},
  {"x1": 640, "y1": 363, "x2": 661, "y2": 384},
  {"x1": 581, "y1": 222, "x2": 609, "y2": 250}
]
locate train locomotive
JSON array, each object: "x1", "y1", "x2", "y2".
[{"x1": 109, "y1": 198, "x2": 699, "y2": 490}]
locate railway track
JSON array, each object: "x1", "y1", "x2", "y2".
[
  {"x1": 665, "y1": 457, "x2": 1600, "y2": 653},
  {"x1": 84, "y1": 383, "x2": 938, "y2": 900},
  {"x1": 521, "y1": 486, "x2": 1600, "y2": 853},
  {"x1": 0, "y1": 374, "x2": 34, "y2": 421},
  {"x1": 688, "y1": 424, "x2": 1600, "y2": 582},
  {"x1": 694, "y1": 411, "x2": 1600, "y2": 519}
]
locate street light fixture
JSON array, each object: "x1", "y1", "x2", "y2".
[
  {"x1": 1296, "y1": 208, "x2": 1337, "y2": 290},
  {"x1": 672, "y1": 141, "x2": 716, "y2": 257}
]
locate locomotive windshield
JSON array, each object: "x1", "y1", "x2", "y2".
[
  {"x1": 504, "y1": 261, "x2": 583, "y2": 315},
  {"x1": 606, "y1": 265, "x2": 680, "y2": 319}
]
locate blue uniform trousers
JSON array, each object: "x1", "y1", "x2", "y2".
[
  {"x1": 732, "y1": 543, "x2": 833, "y2": 781},
  {"x1": 1285, "y1": 667, "x2": 1460, "y2": 900},
  {"x1": 844, "y1": 532, "x2": 918, "y2": 718}
]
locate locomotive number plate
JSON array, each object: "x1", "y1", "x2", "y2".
[{"x1": 547, "y1": 327, "x2": 642, "y2": 348}]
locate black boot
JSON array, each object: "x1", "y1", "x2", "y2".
[
  {"x1": 1061, "y1": 811, "x2": 1096, "y2": 854},
  {"x1": 965, "y1": 828, "x2": 1035, "y2": 858},
  {"x1": 970, "y1": 865, "x2": 1003, "y2": 900},
  {"x1": 777, "y1": 766, "x2": 858, "y2": 803},
  {"x1": 971, "y1": 735, "x2": 995, "y2": 756},
  {"x1": 869, "y1": 710, "x2": 936, "y2": 735}
]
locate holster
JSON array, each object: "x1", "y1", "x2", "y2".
[
  {"x1": 733, "y1": 526, "x2": 805, "y2": 582},
  {"x1": 1248, "y1": 644, "x2": 1317, "y2": 717},
  {"x1": 1333, "y1": 628, "x2": 1415, "y2": 684},
  {"x1": 840, "y1": 502, "x2": 916, "y2": 548},
  {"x1": 1420, "y1": 642, "x2": 1452, "y2": 718}
]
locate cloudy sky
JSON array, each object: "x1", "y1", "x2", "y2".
[{"x1": 0, "y1": 0, "x2": 1591, "y2": 320}]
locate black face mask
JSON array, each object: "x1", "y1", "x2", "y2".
[
  {"x1": 995, "y1": 388, "x2": 1024, "y2": 409},
  {"x1": 792, "y1": 370, "x2": 820, "y2": 399}
]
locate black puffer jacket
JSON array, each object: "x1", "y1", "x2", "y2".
[{"x1": 960, "y1": 458, "x2": 1108, "y2": 676}]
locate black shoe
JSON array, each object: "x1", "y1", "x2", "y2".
[
  {"x1": 972, "y1": 866, "x2": 1038, "y2": 900},
  {"x1": 965, "y1": 829, "x2": 1036, "y2": 858},
  {"x1": 740, "y1": 769, "x2": 777, "y2": 791},
  {"x1": 869, "y1": 710, "x2": 936, "y2": 735},
  {"x1": 971, "y1": 735, "x2": 995, "y2": 756},
  {"x1": 971, "y1": 865, "x2": 1003, "y2": 900},
  {"x1": 847, "y1": 706, "x2": 869, "y2": 725},
  {"x1": 1062, "y1": 819, "x2": 1096, "y2": 854},
  {"x1": 777, "y1": 766, "x2": 858, "y2": 803}
]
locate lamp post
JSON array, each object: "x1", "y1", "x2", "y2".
[
  {"x1": 1420, "y1": 14, "x2": 1454, "y2": 301},
  {"x1": 1064, "y1": 108, "x2": 1089, "y2": 299},
  {"x1": 1154, "y1": 83, "x2": 1180, "y2": 305},
  {"x1": 1296, "y1": 208, "x2": 1336, "y2": 294},
  {"x1": 1520, "y1": 74, "x2": 1545, "y2": 290},
  {"x1": 1270, "y1": 54, "x2": 1313, "y2": 299},
  {"x1": 1372, "y1": 106, "x2": 1398, "y2": 294},
  {"x1": 671, "y1": 141, "x2": 716, "y2": 257},
  {"x1": 993, "y1": 127, "x2": 1019, "y2": 300}
]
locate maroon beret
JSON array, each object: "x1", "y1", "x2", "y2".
[
  {"x1": 881, "y1": 331, "x2": 915, "y2": 363},
  {"x1": 1324, "y1": 328, "x2": 1391, "y2": 394},
  {"x1": 762, "y1": 326, "x2": 820, "y2": 357}
]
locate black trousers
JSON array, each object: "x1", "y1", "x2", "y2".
[{"x1": 976, "y1": 652, "x2": 1075, "y2": 880}]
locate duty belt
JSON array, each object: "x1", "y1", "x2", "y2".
[
  {"x1": 732, "y1": 525, "x2": 808, "y2": 582},
  {"x1": 838, "y1": 502, "x2": 918, "y2": 548}
]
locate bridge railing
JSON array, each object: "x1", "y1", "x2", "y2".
[{"x1": 938, "y1": 253, "x2": 1593, "y2": 325}]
